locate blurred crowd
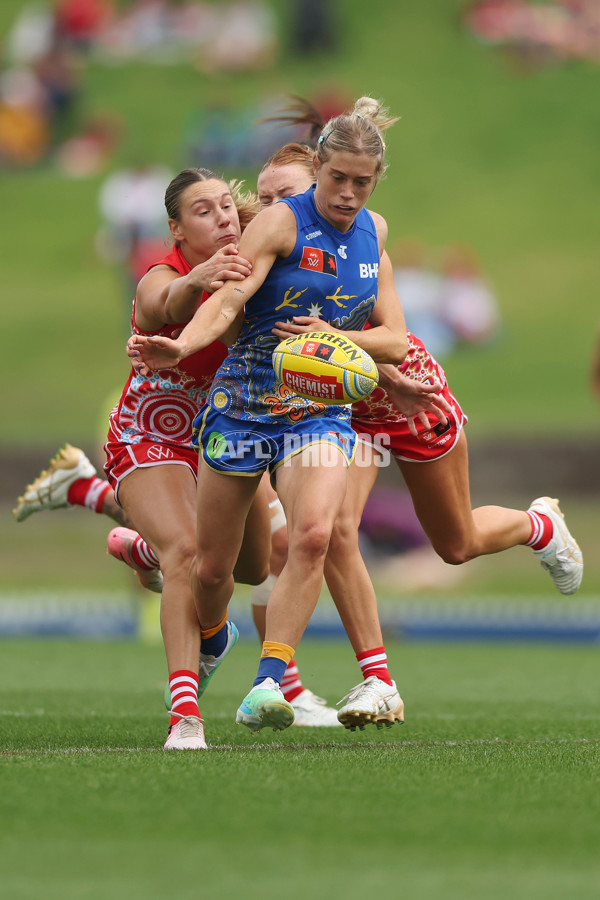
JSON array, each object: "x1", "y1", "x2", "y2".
[
  {"x1": 0, "y1": 0, "x2": 344, "y2": 171},
  {"x1": 463, "y1": 0, "x2": 600, "y2": 67},
  {"x1": 183, "y1": 84, "x2": 350, "y2": 169},
  {"x1": 390, "y1": 239, "x2": 501, "y2": 360},
  {"x1": 0, "y1": 0, "x2": 280, "y2": 170},
  {"x1": 5, "y1": 0, "x2": 278, "y2": 66}
]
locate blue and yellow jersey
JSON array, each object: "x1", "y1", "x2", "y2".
[{"x1": 208, "y1": 186, "x2": 380, "y2": 425}]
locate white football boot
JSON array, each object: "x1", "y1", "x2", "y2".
[
  {"x1": 13, "y1": 445, "x2": 96, "y2": 522},
  {"x1": 528, "y1": 496, "x2": 583, "y2": 595},
  {"x1": 291, "y1": 689, "x2": 341, "y2": 727},
  {"x1": 164, "y1": 715, "x2": 207, "y2": 750},
  {"x1": 337, "y1": 676, "x2": 405, "y2": 731}
]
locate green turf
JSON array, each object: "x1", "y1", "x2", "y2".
[
  {"x1": 1, "y1": 638, "x2": 600, "y2": 899},
  {"x1": 1, "y1": 1, "x2": 599, "y2": 443}
]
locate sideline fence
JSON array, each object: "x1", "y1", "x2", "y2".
[{"x1": 1, "y1": 591, "x2": 599, "y2": 643}]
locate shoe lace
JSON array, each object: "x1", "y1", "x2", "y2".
[
  {"x1": 336, "y1": 677, "x2": 381, "y2": 707},
  {"x1": 542, "y1": 547, "x2": 576, "y2": 573},
  {"x1": 170, "y1": 713, "x2": 203, "y2": 738}
]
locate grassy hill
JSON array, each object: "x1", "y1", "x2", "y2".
[{"x1": 1, "y1": 0, "x2": 599, "y2": 445}]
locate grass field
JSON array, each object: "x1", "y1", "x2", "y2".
[
  {"x1": 2, "y1": 638, "x2": 600, "y2": 900},
  {"x1": 1, "y1": 6, "x2": 598, "y2": 896}
]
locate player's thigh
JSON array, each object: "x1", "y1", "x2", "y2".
[
  {"x1": 195, "y1": 457, "x2": 262, "y2": 566},
  {"x1": 340, "y1": 446, "x2": 381, "y2": 526},
  {"x1": 275, "y1": 442, "x2": 349, "y2": 539},
  {"x1": 117, "y1": 463, "x2": 197, "y2": 555},
  {"x1": 396, "y1": 430, "x2": 475, "y2": 546},
  {"x1": 234, "y1": 476, "x2": 272, "y2": 583}
]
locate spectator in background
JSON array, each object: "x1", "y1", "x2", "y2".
[
  {"x1": 54, "y1": 0, "x2": 114, "y2": 54},
  {"x1": 54, "y1": 110, "x2": 122, "y2": 176},
  {"x1": 0, "y1": 66, "x2": 50, "y2": 166},
  {"x1": 33, "y1": 44, "x2": 81, "y2": 144},
  {"x1": 183, "y1": 93, "x2": 324, "y2": 172},
  {"x1": 95, "y1": 162, "x2": 173, "y2": 320},
  {"x1": 390, "y1": 238, "x2": 501, "y2": 360},
  {"x1": 439, "y1": 243, "x2": 501, "y2": 348},
  {"x1": 197, "y1": 0, "x2": 278, "y2": 73},
  {"x1": 4, "y1": 3, "x2": 56, "y2": 66},
  {"x1": 463, "y1": 0, "x2": 600, "y2": 68},
  {"x1": 1, "y1": 3, "x2": 84, "y2": 166},
  {"x1": 289, "y1": 0, "x2": 339, "y2": 56},
  {"x1": 390, "y1": 239, "x2": 452, "y2": 360}
]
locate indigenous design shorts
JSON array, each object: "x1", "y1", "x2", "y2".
[{"x1": 194, "y1": 407, "x2": 357, "y2": 476}]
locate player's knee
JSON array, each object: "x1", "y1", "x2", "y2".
[
  {"x1": 159, "y1": 539, "x2": 196, "y2": 577},
  {"x1": 193, "y1": 555, "x2": 231, "y2": 590},
  {"x1": 292, "y1": 520, "x2": 331, "y2": 563},
  {"x1": 329, "y1": 513, "x2": 360, "y2": 548},
  {"x1": 433, "y1": 540, "x2": 472, "y2": 566},
  {"x1": 233, "y1": 555, "x2": 270, "y2": 586}
]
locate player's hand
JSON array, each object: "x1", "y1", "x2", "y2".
[
  {"x1": 382, "y1": 372, "x2": 452, "y2": 438},
  {"x1": 127, "y1": 334, "x2": 184, "y2": 375},
  {"x1": 272, "y1": 316, "x2": 340, "y2": 340},
  {"x1": 193, "y1": 244, "x2": 252, "y2": 292}
]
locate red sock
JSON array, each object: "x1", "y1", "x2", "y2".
[
  {"x1": 168, "y1": 670, "x2": 200, "y2": 727},
  {"x1": 524, "y1": 511, "x2": 553, "y2": 550},
  {"x1": 67, "y1": 476, "x2": 112, "y2": 513},
  {"x1": 357, "y1": 646, "x2": 393, "y2": 686},
  {"x1": 280, "y1": 659, "x2": 304, "y2": 702},
  {"x1": 129, "y1": 534, "x2": 159, "y2": 570}
]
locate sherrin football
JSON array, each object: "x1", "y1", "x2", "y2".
[{"x1": 272, "y1": 331, "x2": 379, "y2": 405}]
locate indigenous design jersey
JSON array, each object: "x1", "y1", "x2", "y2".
[
  {"x1": 352, "y1": 330, "x2": 448, "y2": 425},
  {"x1": 109, "y1": 245, "x2": 228, "y2": 451},
  {"x1": 207, "y1": 186, "x2": 380, "y2": 425}
]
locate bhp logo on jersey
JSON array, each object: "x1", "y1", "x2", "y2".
[
  {"x1": 359, "y1": 263, "x2": 379, "y2": 278},
  {"x1": 300, "y1": 247, "x2": 338, "y2": 277}
]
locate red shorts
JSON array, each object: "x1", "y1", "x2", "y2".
[
  {"x1": 104, "y1": 438, "x2": 199, "y2": 504},
  {"x1": 352, "y1": 385, "x2": 466, "y2": 463}
]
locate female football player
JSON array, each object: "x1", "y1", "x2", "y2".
[
  {"x1": 259, "y1": 130, "x2": 582, "y2": 728},
  {"x1": 127, "y1": 96, "x2": 409, "y2": 733}
]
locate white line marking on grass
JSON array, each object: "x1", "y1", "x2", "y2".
[{"x1": 2, "y1": 737, "x2": 600, "y2": 757}]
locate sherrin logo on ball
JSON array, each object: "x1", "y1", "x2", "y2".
[{"x1": 272, "y1": 331, "x2": 379, "y2": 405}]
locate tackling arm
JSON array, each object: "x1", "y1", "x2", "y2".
[{"x1": 127, "y1": 205, "x2": 297, "y2": 371}]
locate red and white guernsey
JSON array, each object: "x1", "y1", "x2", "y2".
[
  {"x1": 352, "y1": 330, "x2": 448, "y2": 425},
  {"x1": 107, "y1": 245, "x2": 228, "y2": 453},
  {"x1": 351, "y1": 330, "x2": 466, "y2": 462}
]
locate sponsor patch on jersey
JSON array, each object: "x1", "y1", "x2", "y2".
[{"x1": 299, "y1": 246, "x2": 338, "y2": 277}]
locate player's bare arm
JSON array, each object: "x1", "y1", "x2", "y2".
[
  {"x1": 128, "y1": 204, "x2": 297, "y2": 371},
  {"x1": 133, "y1": 246, "x2": 253, "y2": 331}
]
